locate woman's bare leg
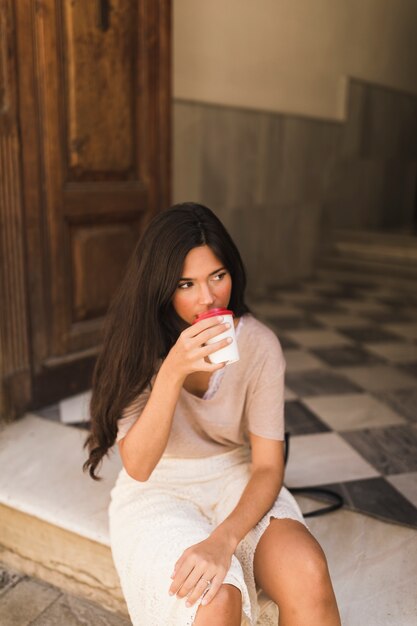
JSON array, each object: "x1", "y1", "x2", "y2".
[
  {"x1": 193, "y1": 583, "x2": 242, "y2": 626},
  {"x1": 254, "y1": 519, "x2": 341, "y2": 626}
]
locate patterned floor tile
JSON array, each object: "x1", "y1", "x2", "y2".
[
  {"x1": 337, "y1": 280, "x2": 379, "y2": 290},
  {"x1": 284, "y1": 401, "x2": 330, "y2": 435},
  {"x1": 284, "y1": 432, "x2": 379, "y2": 487},
  {"x1": 341, "y1": 425, "x2": 417, "y2": 474},
  {"x1": 296, "y1": 301, "x2": 345, "y2": 314},
  {"x1": 338, "y1": 365, "x2": 417, "y2": 392},
  {"x1": 283, "y1": 349, "x2": 327, "y2": 372},
  {"x1": 377, "y1": 295, "x2": 417, "y2": 308},
  {"x1": 303, "y1": 394, "x2": 406, "y2": 431},
  {"x1": 60, "y1": 391, "x2": 91, "y2": 424},
  {"x1": 276, "y1": 334, "x2": 299, "y2": 349},
  {"x1": 399, "y1": 362, "x2": 417, "y2": 378},
  {"x1": 315, "y1": 287, "x2": 367, "y2": 300},
  {"x1": 360, "y1": 311, "x2": 415, "y2": 324},
  {"x1": 285, "y1": 370, "x2": 362, "y2": 397},
  {"x1": 387, "y1": 472, "x2": 417, "y2": 509},
  {"x1": 0, "y1": 564, "x2": 22, "y2": 596},
  {"x1": 339, "y1": 325, "x2": 405, "y2": 344},
  {"x1": 33, "y1": 272, "x2": 417, "y2": 531},
  {"x1": 276, "y1": 292, "x2": 323, "y2": 305},
  {"x1": 284, "y1": 329, "x2": 352, "y2": 349},
  {"x1": 320, "y1": 477, "x2": 417, "y2": 528},
  {"x1": 284, "y1": 386, "x2": 298, "y2": 401},
  {"x1": 337, "y1": 300, "x2": 391, "y2": 314},
  {"x1": 265, "y1": 315, "x2": 322, "y2": 330},
  {"x1": 251, "y1": 302, "x2": 303, "y2": 318},
  {"x1": 310, "y1": 345, "x2": 382, "y2": 367},
  {"x1": 383, "y1": 323, "x2": 417, "y2": 341},
  {"x1": 365, "y1": 342, "x2": 417, "y2": 363},
  {"x1": 312, "y1": 313, "x2": 369, "y2": 328},
  {"x1": 33, "y1": 404, "x2": 60, "y2": 422},
  {"x1": 378, "y1": 388, "x2": 417, "y2": 422}
]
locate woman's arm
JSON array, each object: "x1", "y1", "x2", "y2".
[
  {"x1": 118, "y1": 315, "x2": 231, "y2": 481},
  {"x1": 118, "y1": 360, "x2": 184, "y2": 481},
  {"x1": 168, "y1": 434, "x2": 285, "y2": 605},
  {"x1": 209, "y1": 434, "x2": 285, "y2": 551}
]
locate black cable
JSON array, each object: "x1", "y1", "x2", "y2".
[{"x1": 284, "y1": 432, "x2": 344, "y2": 518}]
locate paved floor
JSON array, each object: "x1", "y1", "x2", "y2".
[
  {"x1": 36, "y1": 271, "x2": 417, "y2": 528},
  {"x1": 253, "y1": 273, "x2": 417, "y2": 528},
  {"x1": 0, "y1": 563, "x2": 130, "y2": 626}
]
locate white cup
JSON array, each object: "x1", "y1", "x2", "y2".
[{"x1": 194, "y1": 308, "x2": 240, "y2": 365}]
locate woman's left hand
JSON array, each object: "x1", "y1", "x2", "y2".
[{"x1": 169, "y1": 535, "x2": 234, "y2": 607}]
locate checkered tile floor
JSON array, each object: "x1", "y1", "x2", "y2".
[
  {"x1": 251, "y1": 272, "x2": 417, "y2": 529},
  {"x1": 34, "y1": 271, "x2": 417, "y2": 530}
]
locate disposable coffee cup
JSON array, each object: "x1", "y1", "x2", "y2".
[{"x1": 193, "y1": 307, "x2": 240, "y2": 365}]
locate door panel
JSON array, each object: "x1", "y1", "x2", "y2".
[
  {"x1": 11, "y1": 0, "x2": 170, "y2": 409},
  {"x1": 63, "y1": 0, "x2": 136, "y2": 175}
]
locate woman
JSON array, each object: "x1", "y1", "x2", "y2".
[{"x1": 84, "y1": 203, "x2": 341, "y2": 626}]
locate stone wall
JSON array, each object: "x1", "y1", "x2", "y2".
[{"x1": 173, "y1": 79, "x2": 417, "y2": 295}]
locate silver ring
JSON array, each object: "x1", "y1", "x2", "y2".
[{"x1": 202, "y1": 578, "x2": 212, "y2": 588}]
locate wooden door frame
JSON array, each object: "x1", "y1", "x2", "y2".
[{"x1": 0, "y1": 0, "x2": 171, "y2": 418}]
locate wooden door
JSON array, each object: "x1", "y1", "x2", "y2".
[{"x1": 1, "y1": 0, "x2": 170, "y2": 416}]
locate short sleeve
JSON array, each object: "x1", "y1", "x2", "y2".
[
  {"x1": 245, "y1": 334, "x2": 286, "y2": 440},
  {"x1": 116, "y1": 385, "x2": 152, "y2": 442}
]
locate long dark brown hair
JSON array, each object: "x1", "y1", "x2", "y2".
[{"x1": 83, "y1": 202, "x2": 251, "y2": 479}]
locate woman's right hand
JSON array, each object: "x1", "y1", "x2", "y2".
[{"x1": 164, "y1": 315, "x2": 232, "y2": 380}]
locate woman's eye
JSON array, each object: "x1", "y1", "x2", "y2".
[
  {"x1": 212, "y1": 272, "x2": 226, "y2": 281},
  {"x1": 178, "y1": 282, "x2": 192, "y2": 289}
]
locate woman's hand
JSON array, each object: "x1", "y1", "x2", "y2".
[
  {"x1": 164, "y1": 315, "x2": 232, "y2": 379},
  {"x1": 168, "y1": 535, "x2": 234, "y2": 607}
]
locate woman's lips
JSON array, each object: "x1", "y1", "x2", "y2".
[{"x1": 194, "y1": 309, "x2": 212, "y2": 320}]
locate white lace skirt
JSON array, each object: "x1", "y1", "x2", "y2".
[{"x1": 109, "y1": 446, "x2": 306, "y2": 626}]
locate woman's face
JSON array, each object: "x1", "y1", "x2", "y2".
[{"x1": 172, "y1": 245, "x2": 232, "y2": 325}]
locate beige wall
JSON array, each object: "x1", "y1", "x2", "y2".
[{"x1": 174, "y1": 0, "x2": 417, "y2": 120}]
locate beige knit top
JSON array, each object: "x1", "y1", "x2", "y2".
[{"x1": 116, "y1": 313, "x2": 286, "y2": 457}]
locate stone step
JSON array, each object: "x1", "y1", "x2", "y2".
[
  {"x1": 0, "y1": 562, "x2": 131, "y2": 625},
  {"x1": 0, "y1": 415, "x2": 277, "y2": 624},
  {"x1": 1, "y1": 411, "x2": 416, "y2": 624},
  {"x1": 0, "y1": 415, "x2": 127, "y2": 616},
  {"x1": 320, "y1": 229, "x2": 417, "y2": 281}
]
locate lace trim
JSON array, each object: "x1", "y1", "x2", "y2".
[{"x1": 202, "y1": 316, "x2": 244, "y2": 401}]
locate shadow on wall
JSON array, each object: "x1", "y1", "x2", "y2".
[{"x1": 173, "y1": 79, "x2": 417, "y2": 293}]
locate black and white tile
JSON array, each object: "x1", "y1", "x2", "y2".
[
  {"x1": 33, "y1": 271, "x2": 417, "y2": 529},
  {"x1": 253, "y1": 272, "x2": 417, "y2": 529}
]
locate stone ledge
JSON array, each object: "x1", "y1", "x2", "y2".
[
  {"x1": 0, "y1": 504, "x2": 128, "y2": 615},
  {"x1": 0, "y1": 414, "x2": 126, "y2": 613}
]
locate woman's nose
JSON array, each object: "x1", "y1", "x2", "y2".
[{"x1": 199, "y1": 283, "x2": 215, "y2": 304}]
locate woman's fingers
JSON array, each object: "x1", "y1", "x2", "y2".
[
  {"x1": 199, "y1": 572, "x2": 224, "y2": 606},
  {"x1": 183, "y1": 321, "x2": 230, "y2": 349},
  {"x1": 199, "y1": 336, "x2": 233, "y2": 359},
  {"x1": 193, "y1": 321, "x2": 231, "y2": 344},
  {"x1": 185, "y1": 575, "x2": 215, "y2": 607},
  {"x1": 168, "y1": 562, "x2": 194, "y2": 597}
]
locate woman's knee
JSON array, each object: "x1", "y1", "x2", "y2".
[
  {"x1": 210, "y1": 584, "x2": 241, "y2": 611},
  {"x1": 308, "y1": 544, "x2": 329, "y2": 575},
  {"x1": 196, "y1": 583, "x2": 242, "y2": 624},
  {"x1": 258, "y1": 523, "x2": 333, "y2": 605}
]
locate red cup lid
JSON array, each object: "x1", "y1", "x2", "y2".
[{"x1": 192, "y1": 307, "x2": 234, "y2": 324}]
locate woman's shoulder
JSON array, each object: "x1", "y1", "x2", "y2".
[
  {"x1": 239, "y1": 313, "x2": 284, "y2": 367},
  {"x1": 238, "y1": 313, "x2": 286, "y2": 380},
  {"x1": 240, "y1": 313, "x2": 282, "y2": 348}
]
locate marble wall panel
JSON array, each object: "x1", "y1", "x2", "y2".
[
  {"x1": 277, "y1": 117, "x2": 340, "y2": 205},
  {"x1": 324, "y1": 159, "x2": 387, "y2": 229},
  {"x1": 172, "y1": 102, "x2": 205, "y2": 205},
  {"x1": 173, "y1": 79, "x2": 417, "y2": 293},
  {"x1": 362, "y1": 86, "x2": 417, "y2": 160},
  {"x1": 339, "y1": 81, "x2": 367, "y2": 159},
  {"x1": 380, "y1": 160, "x2": 417, "y2": 229}
]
